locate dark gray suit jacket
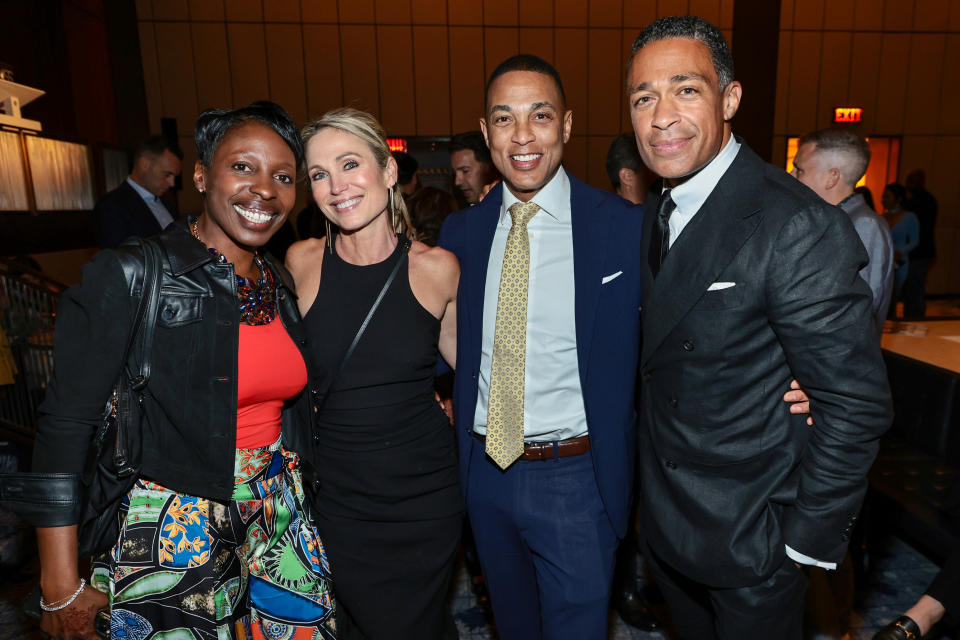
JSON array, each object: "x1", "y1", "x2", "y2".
[{"x1": 638, "y1": 142, "x2": 892, "y2": 588}]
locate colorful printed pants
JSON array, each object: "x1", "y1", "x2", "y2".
[{"x1": 91, "y1": 440, "x2": 337, "y2": 639}]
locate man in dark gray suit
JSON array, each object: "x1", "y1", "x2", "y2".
[
  {"x1": 792, "y1": 128, "x2": 894, "y2": 334},
  {"x1": 627, "y1": 16, "x2": 891, "y2": 638}
]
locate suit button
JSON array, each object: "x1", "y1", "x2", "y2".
[
  {"x1": 683, "y1": 340, "x2": 694, "y2": 351},
  {"x1": 669, "y1": 396, "x2": 678, "y2": 408},
  {"x1": 666, "y1": 460, "x2": 677, "y2": 470},
  {"x1": 312, "y1": 479, "x2": 321, "y2": 492},
  {"x1": 313, "y1": 433, "x2": 321, "y2": 443}
]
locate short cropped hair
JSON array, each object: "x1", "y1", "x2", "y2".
[
  {"x1": 393, "y1": 151, "x2": 419, "y2": 186},
  {"x1": 800, "y1": 128, "x2": 872, "y2": 188},
  {"x1": 485, "y1": 54, "x2": 566, "y2": 112},
  {"x1": 194, "y1": 101, "x2": 303, "y2": 169},
  {"x1": 134, "y1": 135, "x2": 183, "y2": 162},
  {"x1": 630, "y1": 16, "x2": 735, "y2": 90},
  {"x1": 449, "y1": 131, "x2": 492, "y2": 165},
  {"x1": 605, "y1": 133, "x2": 644, "y2": 189}
]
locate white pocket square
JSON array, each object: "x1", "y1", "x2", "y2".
[
  {"x1": 707, "y1": 282, "x2": 736, "y2": 291},
  {"x1": 601, "y1": 271, "x2": 623, "y2": 284}
]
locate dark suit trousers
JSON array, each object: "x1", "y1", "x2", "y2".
[
  {"x1": 644, "y1": 539, "x2": 807, "y2": 640},
  {"x1": 466, "y1": 440, "x2": 619, "y2": 640}
]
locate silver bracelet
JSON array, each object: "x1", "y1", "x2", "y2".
[{"x1": 39, "y1": 579, "x2": 86, "y2": 612}]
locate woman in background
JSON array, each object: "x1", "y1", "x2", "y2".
[
  {"x1": 882, "y1": 182, "x2": 920, "y2": 312},
  {"x1": 286, "y1": 107, "x2": 461, "y2": 640}
]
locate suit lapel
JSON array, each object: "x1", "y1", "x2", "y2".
[
  {"x1": 570, "y1": 172, "x2": 610, "y2": 385},
  {"x1": 464, "y1": 185, "x2": 502, "y2": 370},
  {"x1": 641, "y1": 146, "x2": 765, "y2": 366}
]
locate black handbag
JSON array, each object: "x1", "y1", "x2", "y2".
[
  {"x1": 0, "y1": 238, "x2": 163, "y2": 558},
  {"x1": 77, "y1": 237, "x2": 162, "y2": 557}
]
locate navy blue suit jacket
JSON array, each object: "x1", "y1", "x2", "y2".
[
  {"x1": 94, "y1": 182, "x2": 178, "y2": 249},
  {"x1": 438, "y1": 170, "x2": 644, "y2": 537}
]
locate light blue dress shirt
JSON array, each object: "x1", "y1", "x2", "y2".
[
  {"x1": 473, "y1": 168, "x2": 588, "y2": 442},
  {"x1": 127, "y1": 177, "x2": 174, "y2": 230}
]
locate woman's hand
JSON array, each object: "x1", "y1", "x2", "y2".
[
  {"x1": 783, "y1": 379, "x2": 813, "y2": 426},
  {"x1": 39, "y1": 582, "x2": 109, "y2": 640}
]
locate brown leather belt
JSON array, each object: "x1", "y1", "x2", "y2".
[{"x1": 472, "y1": 432, "x2": 590, "y2": 461}]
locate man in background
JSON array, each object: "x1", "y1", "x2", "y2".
[
  {"x1": 449, "y1": 130, "x2": 499, "y2": 205},
  {"x1": 606, "y1": 132, "x2": 655, "y2": 206},
  {"x1": 393, "y1": 150, "x2": 421, "y2": 200},
  {"x1": 903, "y1": 169, "x2": 938, "y2": 318},
  {"x1": 94, "y1": 135, "x2": 181, "y2": 249},
  {"x1": 791, "y1": 128, "x2": 894, "y2": 334}
]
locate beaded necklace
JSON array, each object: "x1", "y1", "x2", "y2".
[{"x1": 191, "y1": 220, "x2": 277, "y2": 325}]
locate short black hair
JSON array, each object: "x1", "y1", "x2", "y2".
[
  {"x1": 392, "y1": 151, "x2": 419, "y2": 186},
  {"x1": 884, "y1": 182, "x2": 906, "y2": 203},
  {"x1": 194, "y1": 100, "x2": 303, "y2": 169},
  {"x1": 134, "y1": 135, "x2": 182, "y2": 162},
  {"x1": 485, "y1": 54, "x2": 566, "y2": 113},
  {"x1": 605, "y1": 133, "x2": 644, "y2": 189},
  {"x1": 449, "y1": 130, "x2": 492, "y2": 165},
  {"x1": 630, "y1": 16, "x2": 735, "y2": 90}
]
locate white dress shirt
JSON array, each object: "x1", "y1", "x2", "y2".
[
  {"x1": 663, "y1": 134, "x2": 836, "y2": 571},
  {"x1": 127, "y1": 177, "x2": 174, "y2": 229},
  {"x1": 473, "y1": 168, "x2": 588, "y2": 442}
]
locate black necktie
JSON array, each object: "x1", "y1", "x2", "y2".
[{"x1": 649, "y1": 190, "x2": 676, "y2": 278}]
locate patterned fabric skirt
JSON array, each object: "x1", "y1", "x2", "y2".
[{"x1": 91, "y1": 439, "x2": 337, "y2": 639}]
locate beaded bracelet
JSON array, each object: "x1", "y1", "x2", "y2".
[{"x1": 39, "y1": 579, "x2": 86, "y2": 612}]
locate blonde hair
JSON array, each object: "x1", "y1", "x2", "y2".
[{"x1": 302, "y1": 107, "x2": 410, "y2": 235}]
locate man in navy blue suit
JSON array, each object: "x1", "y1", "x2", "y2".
[{"x1": 439, "y1": 54, "x2": 644, "y2": 639}]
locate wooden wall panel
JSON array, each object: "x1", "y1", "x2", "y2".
[
  {"x1": 620, "y1": 30, "x2": 636, "y2": 134},
  {"x1": 138, "y1": 21, "x2": 163, "y2": 130},
  {"x1": 225, "y1": 0, "x2": 263, "y2": 22},
  {"x1": 227, "y1": 23, "x2": 270, "y2": 107},
  {"x1": 589, "y1": 0, "x2": 622, "y2": 28},
  {"x1": 873, "y1": 33, "x2": 910, "y2": 133},
  {"x1": 338, "y1": 0, "x2": 374, "y2": 23},
  {"x1": 376, "y1": 0, "x2": 411, "y2": 24},
  {"x1": 152, "y1": 0, "x2": 189, "y2": 21},
  {"x1": 656, "y1": 0, "x2": 689, "y2": 18},
  {"x1": 449, "y1": 1, "x2": 481, "y2": 24},
  {"x1": 178, "y1": 134, "x2": 201, "y2": 213},
  {"x1": 586, "y1": 135, "x2": 612, "y2": 190},
  {"x1": 719, "y1": 0, "x2": 734, "y2": 28},
  {"x1": 265, "y1": 24, "x2": 308, "y2": 124},
  {"x1": 939, "y1": 35, "x2": 960, "y2": 134},
  {"x1": 136, "y1": 0, "x2": 152, "y2": 20},
  {"x1": 623, "y1": 1, "x2": 656, "y2": 28},
  {"x1": 376, "y1": 26, "x2": 417, "y2": 134},
  {"x1": 189, "y1": 0, "x2": 224, "y2": 21},
  {"x1": 154, "y1": 22, "x2": 199, "y2": 127},
  {"x1": 779, "y1": 0, "x2": 794, "y2": 29},
  {"x1": 823, "y1": 0, "x2": 855, "y2": 30},
  {"x1": 191, "y1": 22, "x2": 233, "y2": 110},
  {"x1": 485, "y1": 0, "x2": 518, "y2": 26},
  {"x1": 264, "y1": 0, "x2": 300, "y2": 22},
  {"x1": 413, "y1": 26, "x2": 451, "y2": 135},
  {"x1": 815, "y1": 32, "x2": 852, "y2": 130},
  {"x1": 484, "y1": 28, "x2": 520, "y2": 79},
  {"x1": 303, "y1": 25, "x2": 344, "y2": 118},
  {"x1": 931, "y1": 136, "x2": 960, "y2": 228},
  {"x1": 903, "y1": 34, "x2": 945, "y2": 135},
  {"x1": 554, "y1": 28, "x2": 588, "y2": 133},
  {"x1": 518, "y1": 0, "x2": 553, "y2": 26},
  {"x1": 301, "y1": 0, "x2": 338, "y2": 22},
  {"x1": 339, "y1": 25, "x2": 380, "y2": 115},
  {"x1": 785, "y1": 32, "x2": 821, "y2": 135},
  {"x1": 853, "y1": 0, "x2": 884, "y2": 30},
  {"x1": 412, "y1": 0, "x2": 446, "y2": 25},
  {"x1": 689, "y1": 0, "x2": 722, "y2": 26},
  {"x1": 914, "y1": 0, "x2": 951, "y2": 30},
  {"x1": 587, "y1": 28, "x2": 622, "y2": 135},
  {"x1": 773, "y1": 30, "x2": 791, "y2": 135},
  {"x1": 519, "y1": 27, "x2": 554, "y2": 62},
  {"x1": 793, "y1": 0, "x2": 823, "y2": 29},
  {"x1": 564, "y1": 135, "x2": 587, "y2": 184},
  {"x1": 951, "y1": 0, "x2": 960, "y2": 31},
  {"x1": 884, "y1": 0, "x2": 915, "y2": 31},
  {"x1": 555, "y1": 1, "x2": 587, "y2": 28},
  {"x1": 847, "y1": 31, "x2": 882, "y2": 134},
  {"x1": 449, "y1": 27, "x2": 485, "y2": 132}
]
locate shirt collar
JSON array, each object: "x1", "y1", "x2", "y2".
[
  {"x1": 127, "y1": 176, "x2": 158, "y2": 202},
  {"x1": 500, "y1": 167, "x2": 570, "y2": 223},
  {"x1": 666, "y1": 135, "x2": 741, "y2": 216}
]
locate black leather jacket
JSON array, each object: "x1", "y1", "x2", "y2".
[{"x1": 26, "y1": 219, "x2": 318, "y2": 522}]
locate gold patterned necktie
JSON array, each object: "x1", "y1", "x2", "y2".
[{"x1": 486, "y1": 201, "x2": 540, "y2": 470}]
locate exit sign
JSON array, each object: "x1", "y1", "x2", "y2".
[{"x1": 834, "y1": 107, "x2": 863, "y2": 123}]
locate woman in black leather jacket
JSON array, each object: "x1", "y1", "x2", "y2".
[{"x1": 28, "y1": 102, "x2": 335, "y2": 639}]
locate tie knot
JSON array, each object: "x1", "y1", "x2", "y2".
[{"x1": 508, "y1": 201, "x2": 540, "y2": 227}]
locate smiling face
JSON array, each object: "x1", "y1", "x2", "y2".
[
  {"x1": 450, "y1": 149, "x2": 491, "y2": 204},
  {"x1": 305, "y1": 127, "x2": 397, "y2": 233},
  {"x1": 627, "y1": 37, "x2": 741, "y2": 187},
  {"x1": 480, "y1": 70, "x2": 572, "y2": 202},
  {"x1": 193, "y1": 120, "x2": 296, "y2": 255}
]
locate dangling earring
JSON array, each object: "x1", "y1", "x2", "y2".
[
  {"x1": 326, "y1": 218, "x2": 333, "y2": 254},
  {"x1": 389, "y1": 188, "x2": 397, "y2": 233}
]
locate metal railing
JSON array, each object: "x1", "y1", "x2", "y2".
[{"x1": 0, "y1": 259, "x2": 63, "y2": 441}]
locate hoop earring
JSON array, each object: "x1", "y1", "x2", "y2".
[
  {"x1": 389, "y1": 188, "x2": 397, "y2": 233},
  {"x1": 326, "y1": 218, "x2": 332, "y2": 254}
]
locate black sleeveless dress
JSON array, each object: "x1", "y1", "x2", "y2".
[{"x1": 303, "y1": 235, "x2": 463, "y2": 640}]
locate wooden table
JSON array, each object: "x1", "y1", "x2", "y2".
[{"x1": 882, "y1": 320, "x2": 960, "y2": 375}]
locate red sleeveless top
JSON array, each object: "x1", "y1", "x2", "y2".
[{"x1": 236, "y1": 319, "x2": 308, "y2": 449}]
